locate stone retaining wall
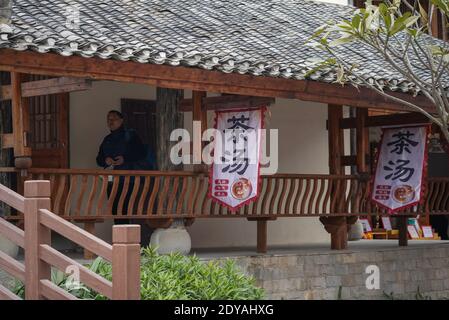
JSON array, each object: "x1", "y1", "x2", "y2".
[
  {"x1": 204, "y1": 244, "x2": 449, "y2": 300},
  {"x1": 2, "y1": 243, "x2": 449, "y2": 300}
]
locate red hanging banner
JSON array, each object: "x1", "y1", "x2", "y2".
[{"x1": 371, "y1": 125, "x2": 429, "y2": 214}]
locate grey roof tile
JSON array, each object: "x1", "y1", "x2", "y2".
[{"x1": 0, "y1": 0, "x2": 447, "y2": 94}]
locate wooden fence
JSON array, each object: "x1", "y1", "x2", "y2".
[
  {"x1": 0, "y1": 180, "x2": 140, "y2": 300},
  {"x1": 5, "y1": 168, "x2": 448, "y2": 219},
  {"x1": 0, "y1": 168, "x2": 448, "y2": 254}
]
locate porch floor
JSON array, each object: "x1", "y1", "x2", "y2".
[
  {"x1": 5, "y1": 240, "x2": 449, "y2": 263},
  {"x1": 193, "y1": 240, "x2": 449, "y2": 259}
]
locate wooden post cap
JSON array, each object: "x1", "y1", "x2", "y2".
[
  {"x1": 24, "y1": 180, "x2": 51, "y2": 198},
  {"x1": 113, "y1": 225, "x2": 141, "y2": 244}
]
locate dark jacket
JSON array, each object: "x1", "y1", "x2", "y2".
[{"x1": 96, "y1": 126, "x2": 145, "y2": 170}]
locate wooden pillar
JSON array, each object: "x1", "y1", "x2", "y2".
[
  {"x1": 112, "y1": 225, "x2": 141, "y2": 300},
  {"x1": 321, "y1": 104, "x2": 348, "y2": 250},
  {"x1": 398, "y1": 216, "x2": 409, "y2": 247},
  {"x1": 355, "y1": 108, "x2": 369, "y2": 174},
  {"x1": 155, "y1": 87, "x2": 185, "y2": 226},
  {"x1": 186, "y1": 91, "x2": 207, "y2": 227},
  {"x1": 248, "y1": 217, "x2": 273, "y2": 253},
  {"x1": 0, "y1": 72, "x2": 14, "y2": 216},
  {"x1": 11, "y1": 72, "x2": 32, "y2": 169},
  {"x1": 192, "y1": 90, "x2": 207, "y2": 173},
  {"x1": 24, "y1": 180, "x2": 51, "y2": 300},
  {"x1": 430, "y1": 3, "x2": 440, "y2": 38},
  {"x1": 328, "y1": 104, "x2": 345, "y2": 175},
  {"x1": 155, "y1": 87, "x2": 184, "y2": 171},
  {"x1": 257, "y1": 219, "x2": 268, "y2": 254}
]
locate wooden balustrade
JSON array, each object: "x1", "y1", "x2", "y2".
[
  {"x1": 0, "y1": 180, "x2": 141, "y2": 300},
  {"x1": 0, "y1": 168, "x2": 448, "y2": 259},
  {"x1": 0, "y1": 168, "x2": 444, "y2": 220}
]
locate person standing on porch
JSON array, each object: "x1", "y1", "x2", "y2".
[
  {"x1": 96, "y1": 110, "x2": 145, "y2": 170},
  {"x1": 96, "y1": 110, "x2": 146, "y2": 223}
]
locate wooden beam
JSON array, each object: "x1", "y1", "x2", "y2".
[
  {"x1": 10, "y1": 72, "x2": 31, "y2": 157},
  {"x1": 0, "y1": 49, "x2": 436, "y2": 112},
  {"x1": 340, "y1": 112, "x2": 431, "y2": 129},
  {"x1": 0, "y1": 77, "x2": 91, "y2": 101},
  {"x1": 180, "y1": 95, "x2": 275, "y2": 111}
]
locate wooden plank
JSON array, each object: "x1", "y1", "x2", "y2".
[
  {"x1": 0, "y1": 283, "x2": 22, "y2": 300},
  {"x1": 0, "y1": 183, "x2": 25, "y2": 212},
  {"x1": 340, "y1": 112, "x2": 431, "y2": 129},
  {"x1": 0, "y1": 250, "x2": 25, "y2": 281},
  {"x1": 40, "y1": 279, "x2": 79, "y2": 300},
  {"x1": 0, "y1": 217, "x2": 25, "y2": 248},
  {"x1": 39, "y1": 209, "x2": 113, "y2": 261},
  {"x1": 0, "y1": 77, "x2": 92, "y2": 101},
  {"x1": 180, "y1": 95, "x2": 275, "y2": 111},
  {"x1": 39, "y1": 244, "x2": 113, "y2": 298},
  {"x1": 0, "y1": 49, "x2": 436, "y2": 113}
]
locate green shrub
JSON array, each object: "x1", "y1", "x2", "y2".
[{"x1": 13, "y1": 246, "x2": 264, "y2": 300}]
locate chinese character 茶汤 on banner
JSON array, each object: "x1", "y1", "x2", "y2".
[
  {"x1": 209, "y1": 108, "x2": 265, "y2": 211},
  {"x1": 371, "y1": 125, "x2": 429, "y2": 213}
]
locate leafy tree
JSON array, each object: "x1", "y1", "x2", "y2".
[{"x1": 308, "y1": 0, "x2": 449, "y2": 143}]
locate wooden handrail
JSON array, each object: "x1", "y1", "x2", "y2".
[
  {"x1": 0, "y1": 183, "x2": 25, "y2": 212},
  {"x1": 0, "y1": 217, "x2": 25, "y2": 248},
  {"x1": 3, "y1": 168, "x2": 446, "y2": 218},
  {"x1": 40, "y1": 280, "x2": 79, "y2": 300},
  {"x1": 0, "y1": 250, "x2": 25, "y2": 282},
  {"x1": 39, "y1": 209, "x2": 113, "y2": 261},
  {"x1": 0, "y1": 180, "x2": 141, "y2": 300},
  {"x1": 0, "y1": 284, "x2": 21, "y2": 300},
  {"x1": 29, "y1": 168, "x2": 198, "y2": 177},
  {"x1": 40, "y1": 244, "x2": 113, "y2": 298},
  {"x1": 0, "y1": 167, "x2": 366, "y2": 179}
]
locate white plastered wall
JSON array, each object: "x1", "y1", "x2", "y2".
[{"x1": 69, "y1": 81, "x2": 351, "y2": 248}]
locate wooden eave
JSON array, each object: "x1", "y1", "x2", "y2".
[{"x1": 0, "y1": 49, "x2": 435, "y2": 113}]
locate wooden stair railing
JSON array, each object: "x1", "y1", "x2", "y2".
[{"x1": 0, "y1": 180, "x2": 141, "y2": 300}]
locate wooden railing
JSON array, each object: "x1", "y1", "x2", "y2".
[
  {"x1": 0, "y1": 180, "x2": 140, "y2": 300},
  {"x1": 2, "y1": 168, "x2": 445, "y2": 219}
]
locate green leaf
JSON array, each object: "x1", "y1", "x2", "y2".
[
  {"x1": 352, "y1": 14, "x2": 361, "y2": 29},
  {"x1": 329, "y1": 36, "x2": 355, "y2": 47}
]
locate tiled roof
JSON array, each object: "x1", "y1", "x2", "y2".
[{"x1": 0, "y1": 0, "x2": 446, "y2": 94}]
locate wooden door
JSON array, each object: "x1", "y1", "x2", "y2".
[
  {"x1": 28, "y1": 75, "x2": 69, "y2": 168},
  {"x1": 121, "y1": 99, "x2": 157, "y2": 151}
]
